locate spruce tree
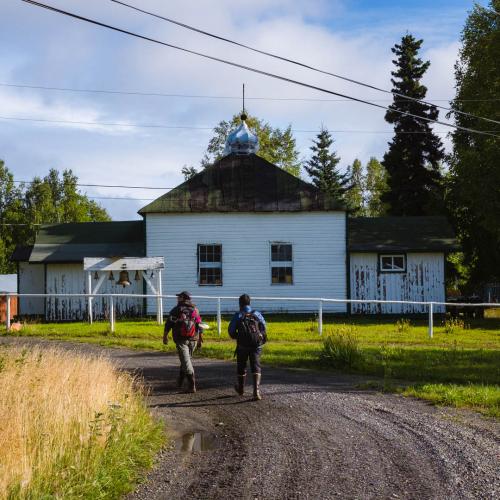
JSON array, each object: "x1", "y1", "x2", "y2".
[
  {"x1": 344, "y1": 159, "x2": 365, "y2": 215},
  {"x1": 304, "y1": 128, "x2": 348, "y2": 202},
  {"x1": 382, "y1": 34, "x2": 444, "y2": 215}
]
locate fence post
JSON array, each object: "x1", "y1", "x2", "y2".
[
  {"x1": 428, "y1": 302, "x2": 433, "y2": 339},
  {"x1": 217, "y1": 297, "x2": 221, "y2": 337},
  {"x1": 109, "y1": 295, "x2": 115, "y2": 333},
  {"x1": 87, "y1": 272, "x2": 93, "y2": 325},
  {"x1": 318, "y1": 299, "x2": 323, "y2": 335},
  {"x1": 6, "y1": 294, "x2": 11, "y2": 332}
]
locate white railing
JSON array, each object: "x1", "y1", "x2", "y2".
[{"x1": 1, "y1": 292, "x2": 498, "y2": 339}]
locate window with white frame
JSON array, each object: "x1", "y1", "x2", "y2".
[
  {"x1": 271, "y1": 243, "x2": 293, "y2": 284},
  {"x1": 198, "y1": 244, "x2": 222, "y2": 285},
  {"x1": 379, "y1": 254, "x2": 406, "y2": 272}
]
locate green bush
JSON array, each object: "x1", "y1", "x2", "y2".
[{"x1": 321, "y1": 325, "x2": 362, "y2": 369}]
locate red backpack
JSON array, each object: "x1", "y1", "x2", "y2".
[{"x1": 177, "y1": 306, "x2": 197, "y2": 338}]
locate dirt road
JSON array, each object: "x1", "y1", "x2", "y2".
[{"x1": 2, "y1": 338, "x2": 498, "y2": 499}]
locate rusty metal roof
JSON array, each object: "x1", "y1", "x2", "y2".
[
  {"x1": 24, "y1": 221, "x2": 145, "y2": 263},
  {"x1": 139, "y1": 153, "x2": 344, "y2": 214},
  {"x1": 349, "y1": 216, "x2": 460, "y2": 252}
]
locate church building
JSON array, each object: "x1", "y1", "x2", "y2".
[{"x1": 12, "y1": 115, "x2": 458, "y2": 319}]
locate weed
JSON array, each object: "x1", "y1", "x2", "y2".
[
  {"x1": 321, "y1": 325, "x2": 362, "y2": 369},
  {"x1": 395, "y1": 318, "x2": 411, "y2": 334},
  {"x1": 443, "y1": 317, "x2": 467, "y2": 334}
]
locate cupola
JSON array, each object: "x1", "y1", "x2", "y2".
[{"x1": 223, "y1": 113, "x2": 259, "y2": 156}]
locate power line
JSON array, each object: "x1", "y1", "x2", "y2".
[
  {"x1": 110, "y1": 0, "x2": 500, "y2": 127},
  {"x1": 21, "y1": 0, "x2": 499, "y2": 139},
  {"x1": 13, "y1": 180, "x2": 173, "y2": 189},
  {"x1": 4, "y1": 81, "x2": 496, "y2": 103},
  {"x1": 1, "y1": 115, "x2": 476, "y2": 134}
]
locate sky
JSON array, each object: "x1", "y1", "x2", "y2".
[{"x1": 0, "y1": 0, "x2": 482, "y2": 220}]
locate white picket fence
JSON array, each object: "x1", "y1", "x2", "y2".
[{"x1": 2, "y1": 292, "x2": 498, "y2": 339}]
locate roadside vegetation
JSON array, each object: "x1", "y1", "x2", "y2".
[
  {"x1": 2, "y1": 311, "x2": 499, "y2": 417},
  {"x1": 0, "y1": 346, "x2": 164, "y2": 499}
]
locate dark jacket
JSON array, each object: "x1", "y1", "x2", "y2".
[
  {"x1": 228, "y1": 305, "x2": 266, "y2": 348},
  {"x1": 164, "y1": 300, "x2": 202, "y2": 343}
]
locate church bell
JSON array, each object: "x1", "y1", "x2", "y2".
[{"x1": 117, "y1": 270, "x2": 131, "y2": 287}]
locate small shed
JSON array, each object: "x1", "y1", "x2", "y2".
[
  {"x1": 12, "y1": 221, "x2": 147, "y2": 320},
  {"x1": 348, "y1": 216, "x2": 459, "y2": 314}
]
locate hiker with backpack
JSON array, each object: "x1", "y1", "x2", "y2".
[
  {"x1": 228, "y1": 294, "x2": 267, "y2": 401},
  {"x1": 163, "y1": 291, "x2": 203, "y2": 393}
]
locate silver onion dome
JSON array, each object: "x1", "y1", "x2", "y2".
[{"x1": 223, "y1": 113, "x2": 259, "y2": 156}]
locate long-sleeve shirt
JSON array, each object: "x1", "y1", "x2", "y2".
[
  {"x1": 228, "y1": 305, "x2": 266, "y2": 340},
  {"x1": 164, "y1": 301, "x2": 202, "y2": 343}
]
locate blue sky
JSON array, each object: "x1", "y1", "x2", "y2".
[{"x1": 0, "y1": 0, "x2": 482, "y2": 219}]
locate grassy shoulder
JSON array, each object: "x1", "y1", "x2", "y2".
[
  {"x1": 0, "y1": 345, "x2": 164, "y2": 499},
  {"x1": 2, "y1": 314, "x2": 499, "y2": 417}
]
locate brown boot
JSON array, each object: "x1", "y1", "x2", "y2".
[
  {"x1": 252, "y1": 373, "x2": 262, "y2": 401},
  {"x1": 177, "y1": 368, "x2": 185, "y2": 388},
  {"x1": 186, "y1": 373, "x2": 196, "y2": 393},
  {"x1": 234, "y1": 374, "x2": 246, "y2": 396}
]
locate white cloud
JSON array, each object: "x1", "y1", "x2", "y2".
[{"x1": 0, "y1": 0, "x2": 466, "y2": 219}]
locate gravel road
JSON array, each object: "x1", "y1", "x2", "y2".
[{"x1": 2, "y1": 337, "x2": 498, "y2": 500}]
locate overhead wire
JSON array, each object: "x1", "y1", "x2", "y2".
[
  {"x1": 4, "y1": 81, "x2": 496, "y2": 102},
  {"x1": 109, "y1": 0, "x2": 500, "y2": 127},
  {"x1": 0, "y1": 115, "x2": 472, "y2": 134},
  {"x1": 13, "y1": 180, "x2": 174, "y2": 189},
  {"x1": 20, "y1": 0, "x2": 500, "y2": 139}
]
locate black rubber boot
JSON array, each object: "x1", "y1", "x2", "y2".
[
  {"x1": 234, "y1": 374, "x2": 246, "y2": 396},
  {"x1": 252, "y1": 373, "x2": 262, "y2": 401},
  {"x1": 186, "y1": 373, "x2": 196, "y2": 393},
  {"x1": 177, "y1": 368, "x2": 185, "y2": 388}
]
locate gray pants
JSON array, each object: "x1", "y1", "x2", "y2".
[{"x1": 176, "y1": 339, "x2": 197, "y2": 376}]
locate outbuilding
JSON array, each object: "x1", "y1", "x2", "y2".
[{"x1": 348, "y1": 216, "x2": 459, "y2": 314}]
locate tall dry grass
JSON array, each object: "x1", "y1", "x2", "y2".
[{"x1": 0, "y1": 346, "x2": 163, "y2": 498}]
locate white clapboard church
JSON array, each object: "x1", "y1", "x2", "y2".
[{"x1": 12, "y1": 115, "x2": 458, "y2": 319}]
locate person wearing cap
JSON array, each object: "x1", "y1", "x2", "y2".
[
  {"x1": 163, "y1": 291, "x2": 203, "y2": 393},
  {"x1": 228, "y1": 294, "x2": 267, "y2": 400}
]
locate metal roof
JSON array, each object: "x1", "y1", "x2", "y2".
[
  {"x1": 23, "y1": 221, "x2": 145, "y2": 263},
  {"x1": 10, "y1": 245, "x2": 33, "y2": 262},
  {"x1": 348, "y1": 216, "x2": 460, "y2": 252},
  {"x1": 139, "y1": 153, "x2": 345, "y2": 214}
]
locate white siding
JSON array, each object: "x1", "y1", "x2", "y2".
[
  {"x1": 46, "y1": 263, "x2": 143, "y2": 320},
  {"x1": 18, "y1": 263, "x2": 45, "y2": 316},
  {"x1": 350, "y1": 253, "x2": 445, "y2": 314},
  {"x1": 146, "y1": 212, "x2": 347, "y2": 313}
]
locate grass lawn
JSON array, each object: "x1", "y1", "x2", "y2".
[{"x1": 2, "y1": 313, "x2": 499, "y2": 417}]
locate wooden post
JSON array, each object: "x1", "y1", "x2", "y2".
[
  {"x1": 6, "y1": 294, "x2": 11, "y2": 332},
  {"x1": 428, "y1": 302, "x2": 433, "y2": 339},
  {"x1": 157, "y1": 269, "x2": 163, "y2": 325},
  {"x1": 217, "y1": 297, "x2": 221, "y2": 337},
  {"x1": 109, "y1": 295, "x2": 115, "y2": 333},
  {"x1": 318, "y1": 299, "x2": 323, "y2": 335},
  {"x1": 87, "y1": 272, "x2": 93, "y2": 324}
]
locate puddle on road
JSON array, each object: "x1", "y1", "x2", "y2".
[{"x1": 174, "y1": 431, "x2": 216, "y2": 453}]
